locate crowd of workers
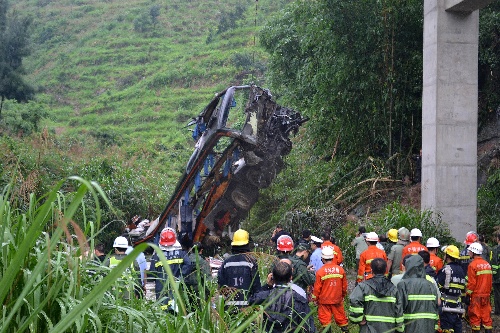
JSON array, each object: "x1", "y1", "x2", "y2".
[{"x1": 93, "y1": 225, "x2": 500, "y2": 333}]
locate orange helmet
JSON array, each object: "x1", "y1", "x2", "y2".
[
  {"x1": 277, "y1": 235, "x2": 294, "y2": 252},
  {"x1": 464, "y1": 231, "x2": 478, "y2": 245},
  {"x1": 159, "y1": 227, "x2": 176, "y2": 246}
]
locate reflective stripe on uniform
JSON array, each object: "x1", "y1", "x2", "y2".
[
  {"x1": 364, "y1": 295, "x2": 396, "y2": 303},
  {"x1": 223, "y1": 261, "x2": 254, "y2": 269},
  {"x1": 348, "y1": 306, "x2": 364, "y2": 314},
  {"x1": 155, "y1": 258, "x2": 184, "y2": 267},
  {"x1": 403, "y1": 313, "x2": 438, "y2": 320},
  {"x1": 449, "y1": 283, "x2": 465, "y2": 289},
  {"x1": 476, "y1": 270, "x2": 492, "y2": 276},
  {"x1": 407, "y1": 295, "x2": 436, "y2": 301},
  {"x1": 321, "y1": 273, "x2": 343, "y2": 280},
  {"x1": 348, "y1": 315, "x2": 363, "y2": 323},
  {"x1": 364, "y1": 315, "x2": 397, "y2": 323}
]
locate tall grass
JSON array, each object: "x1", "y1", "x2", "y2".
[{"x1": 1, "y1": 177, "x2": 313, "y2": 332}]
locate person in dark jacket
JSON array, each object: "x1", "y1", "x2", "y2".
[
  {"x1": 435, "y1": 245, "x2": 466, "y2": 333},
  {"x1": 396, "y1": 255, "x2": 439, "y2": 333},
  {"x1": 249, "y1": 261, "x2": 316, "y2": 333},
  {"x1": 218, "y1": 229, "x2": 261, "y2": 308},
  {"x1": 349, "y1": 258, "x2": 404, "y2": 333},
  {"x1": 418, "y1": 250, "x2": 437, "y2": 278},
  {"x1": 149, "y1": 227, "x2": 193, "y2": 311}
]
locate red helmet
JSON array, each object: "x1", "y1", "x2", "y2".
[
  {"x1": 160, "y1": 227, "x2": 176, "y2": 246},
  {"x1": 464, "y1": 231, "x2": 478, "y2": 245},
  {"x1": 277, "y1": 235, "x2": 294, "y2": 252}
]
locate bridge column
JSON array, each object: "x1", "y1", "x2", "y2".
[{"x1": 421, "y1": 0, "x2": 492, "y2": 241}]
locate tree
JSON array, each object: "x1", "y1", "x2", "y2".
[
  {"x1": 0, "y1": 0, "x2": 34, "y2": 116},
  {"x1": 260, "y1": 0, "x2": 423, "y2": 176},
  {"x1": 260, "y1": 0, "x2": 499, "y2": 179}
]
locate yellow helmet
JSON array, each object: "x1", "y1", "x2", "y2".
[
  {"x1": 444, "y1": 245, "x2": 460, "y2": 259},
  {"x1": 387, "y1": 229, "x2": 398, "y2": 242},
  {"x1": 231, "y1": 229, "x2": 249, "y2": 246}
]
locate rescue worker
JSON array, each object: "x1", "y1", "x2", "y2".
[
  {"x1": 459, "y1": 231, "x2": 478, "y2": 274},
  {"x1": 349, "y1": 258, "x2": 404, "y2": 333},
  {"x1": 491, "y1": 232, "x2": 500, "y2": 315},
  {"x1": 218, "y1": 229, "x2": 261, "y2": 309},
  {"x1": 103, "y1": 236, "x2": 141, "y2": 300},
  {"x1": 426, "y1": 237, "x2": 443, "y2": 273},
  {"x1": 387, "y1": 227, "x2": 410, "y2": 277},
  {"x1": 357, "y1": 232, "x2": 387, "y2": 283},
  {"x1": 351, "y1": 226, "x2": 368, "y2": 271},
  {"x1": 401, "y1": 228, "x2": 427, "y2": 263},
  {"x1": 465, "y1": 242, "x2": 493, "y2": 332},
  {"x1": 312, "y1": 247, "x2": 349, "y2": 333},
  {"x1": 276, "y1": 235, "x2": 315, "y2": 291},
  {"x1": 276, "y1": 234, "x2": 294, "y2": 259},
  {"x1": 435, "y1": 245, "x2": 466, "y2": 333},
  {"x1": 384, "y1": 228, "x2": 398, "y2": 256},
  {"x1": 309, "y1": 235, "x2": 324, "y2": 272},
  {"x1": 291, "y1": 244, "x2": 316, "y2": 291},
  {"x1": 396, "y1": 255, "x2": 439, "y2": 333},
  {"x1": 321, "y1": 233, "x2": 343, "y2": 266},
  {"x1": 149, "y1": 227, "x2": 193, "y2": 311},
  {"x1": 249, "y1": 261, "x2": 316, "y2": 333}
]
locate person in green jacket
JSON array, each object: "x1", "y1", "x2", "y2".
[
  {"x1": 289, "y1": 244, "x2": 316, "y2": 291},
  {"x1": 349, "y1": 258, "x2": 404, "y2": 333},
  {"x1": 396, "y1": 255, "x2": 439, "y2": 333}
]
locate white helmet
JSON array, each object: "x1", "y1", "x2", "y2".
[
  {"x1": 113, "y1": 236, "x2": 129, "y2": 248},
  {"x1": 410, "y1": 228, "x2": 422, "y2": 237},
  {"x1": 426, "y1": 237, "x2": 440, "y2": 248},
  {"x1": 321, "y1": 247, "x2": 334, "y2": 259},
  {"x1": 365, "y1": 232, "x2": 379, "y2": 242},
  {"x1": 468, "y1": 242, "x2": 483, "y2": 255}
]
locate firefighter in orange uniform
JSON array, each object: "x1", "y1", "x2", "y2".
[
  {"x1": 312, "y1": 247, "x2": 349, "y2": 332},
  {"x1": 321, "y1": 233, "x2": 344, "y2": 266},
  {"x1": 400, "y1": 228, "x2": 427, "y2": 269},
  {"x1": 357, "y1": 232, "x2": 387, "y2": 283},
  {"x1": 426, "y1": 237, "x2": 444, "y2": 273},
  {"x1": 465, "y1": 242, "x2": 493, "y2": 333}
]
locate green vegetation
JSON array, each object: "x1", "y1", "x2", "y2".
[
  {"x1": 0, "y1": 0, "x2": 34, "y2": 114},
  {"x1": 0, "y1": 179, "x2": 353, "y2": 332}
]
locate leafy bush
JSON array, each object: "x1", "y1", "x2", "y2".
[
  {"x1": 478, "y1": 168, "x2": 500, "y2": 241},
  {"x1": 0, "y1": 99, "x2": 48, "y2": 136}
]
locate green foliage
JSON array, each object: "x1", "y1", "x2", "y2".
[
  {"x1": 0, "y1": 99, "x2": 48, "y2": 135},
  {"x1": 260, "y1": 0, "x2": 421, "y2": 177},
  {"x1": 0, "y1": 0, "x2": 34, "y2": 113},
  {"x1": 216, "y1": 3, "x2": 247, "y2": 35},
  {"x1": 478, "y1": 2, "x2": 500, "y2": 129},
  {"x1": 368, "y1": 202, "x2": 455, "y2": 245},
  {"x1": 478, "y1": 168, "x2": 500, "y2": 240}
]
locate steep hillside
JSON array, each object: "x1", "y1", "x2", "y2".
[{"x1": 14, "y1": 0, "x2": 290, "y2": 145}]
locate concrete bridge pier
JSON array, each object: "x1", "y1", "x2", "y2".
[{"x1": 421, "y1": 0, "x2": 494, "y2": 242}]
